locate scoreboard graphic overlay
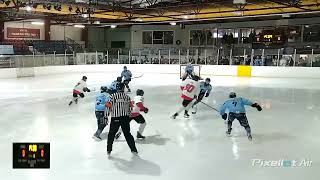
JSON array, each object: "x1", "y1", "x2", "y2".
[{"x1": 12, "y1": 142, "x2": 50, "y2": 169}]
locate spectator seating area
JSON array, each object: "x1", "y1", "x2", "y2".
[
  {"x1": 24, "y1": 40, "x2": 70, "y2": 54},
  {"x1": 0, "y1": 40, "x2": 30, "y2": 55},
  {"x1": 0, "y1": 40, "x2": 75, "y2": 55}
]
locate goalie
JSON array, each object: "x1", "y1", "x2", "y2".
[{"x1": 182, "y1": 63, "x2": 196, "y2": 81}]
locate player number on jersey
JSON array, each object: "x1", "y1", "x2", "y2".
[
  {"x1": 184, "y1": 84, "x2": 195, "y2": 93},
  {"x1": 232, "y1": 101, "x2": 237, "y2": 107}
]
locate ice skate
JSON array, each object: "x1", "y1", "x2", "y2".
[
  {"x1": 247, "y1": 134, "x2": 252, "y2": 141},
  {"x1": 137, "y1": 131, "x2": 145, "y2": 139},
  {"x1": 226, "y1": 128, "x2": 232, "y2": 137},
  {"x1": 92, "y1": 134, "x2": 102, "y2": 141},
  {"x1": 115, "y1": 132, "x2": 122, "y2": 140},
  {"x1": 74, "y1": 98, "x2": 78, "y2": 104},
  {"x1": 107, "y1": 151, "x2": 111, "y2": 157},
  {"x1": 131, "y1": 151, "x2": 139, "y2": 156},
  {"x1": 171, "y1": 113, "x2": 178, "y2": 119},
  {"x1": 191, "y1": 105, "x2": 197, "y2": 114},
  {"x1": 184, "y1": 112, "x2": 190, "y2": 118}
]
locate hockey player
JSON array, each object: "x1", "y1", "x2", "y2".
[
  {"x1": 191, "y1": 78, "x2": 212, "y2": 114},
  {"x1": 182, "y1": 63, "x2": 195, "y2": 81},
  {"x1": 121, "y1": 66, "x2": 132, "y2": 92},
  {"x1": 115, "y1": 89, "x2": 149, "y2": 140},
  {"x1": 219, "y1": 92, "x2": 262, "y2": 141},
  {"x1": 109, "y1": 77, "x2": 122, "y2": 94},
  {"x1": 171, "y1": 75, "x2": 200, "y2": 119},
  {"x1": 93, "y1": 86, "x2": 110, "y2": 140},
  {"x1": 69, "y1": 76, "x2": 91, "y2": 105}
]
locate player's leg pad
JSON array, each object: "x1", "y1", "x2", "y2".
[
  {"x1": 182, "y1": 99, "x2": 192, "y2": 107},
  {"x1": 237, "y1": 114, "x2": 249, "y2": 127},
  {"x1": 132, "y1": 115, "x2": 146, "y2": 124}
]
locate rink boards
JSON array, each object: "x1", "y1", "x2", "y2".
[{"x1": 0, "y1": 64, "x2": 320, "y2": 79}]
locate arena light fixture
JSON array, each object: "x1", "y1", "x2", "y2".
[
  {"x1": 26, "y1": 5, "x2": 32, "y2": 11},
  {"x1": 93, "y1": 21, "x2": 100, "y2": 24},
  {"x1": 182, "y1": 15, "x2": 189, "y2": 19},
  {"x1": 31, "y1": 21, "x2": 44, "y2": 25},
  {"x1": 170, "y1": 22, "x2": 176, "y2": 26},
  {"x1": 110, "y1": 25, "x2": 117, "y2": 28},
  {"x1": 135, "y1": 18, "x2": 143, "y2": 22},
  {"x1": 74, "y1": 24, "x2": 85, "y2": 28},
  {"x1": 82, "y1": 14, "x2": 89, "y2": 18}
]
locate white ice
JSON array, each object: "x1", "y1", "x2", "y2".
[{"x1": 0, "y1": 72, "x2": 319, "y2": 180}]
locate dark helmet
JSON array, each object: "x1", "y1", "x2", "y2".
[
  {"x1": 192, "y1": 75, "x2": 200, "y2": 81},
  {"x1": 100, "y1": 86, "x2": 108, "y2": 93},
  {"x1": 229, "y1": 92, "x2": 236, "y2": 98},
  {"x1": 82, "y1": 76, "x2": 87, "y2": 81},
  {"x1": 116, "y1": 76, "x2": 122, "y2": 82},
  {"x1": 116, "y1": 83, "x2": 125, "y2": 92},
  {"x1": 136, "y1": 89, "x2": 144, "y2": 96},
  {"x1": 205, "y1": 78, "x2": 211, "y2": 84},
  {"x1": 123, "y1": 66, "x2": 127, "y2": 70}
]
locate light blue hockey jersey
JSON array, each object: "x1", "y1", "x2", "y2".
[
  {"x1": 200, "y1": 82, "x2": 212, "y2": 95},
  {"x1": 185, "y1": 65, "x2": 194, "y2": 74},
  {"x1": 220, "y1": 97, "x2": 253, "y2": 115},
  {"x1": 95, "y1": 92, "x2": 111, "y2": 112},
  {"x1": 109, "y1": 80, "x2": 119, "y2": 90},
  {"x1": 121, "y1": 70, "x2": 132, "y2": 80}
]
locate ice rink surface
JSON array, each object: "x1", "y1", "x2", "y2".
[{"x1": 0, "y1": 72, "x2": 319, "y2": 180}]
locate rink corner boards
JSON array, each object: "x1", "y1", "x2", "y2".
[{"x1": 237, "y1": 65, "x2": 252, "y2": 77}]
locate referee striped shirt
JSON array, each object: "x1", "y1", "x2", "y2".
[{"x1": 109, "y1": 92, "x2": 131, "y2": 117}]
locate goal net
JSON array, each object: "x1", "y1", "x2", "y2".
[
  {"x1": 179, "y1": 64, "x2": 201, "y2": 79},
  {"x1": 14, "y1": 56, "x2": 35, "y2": 78}
]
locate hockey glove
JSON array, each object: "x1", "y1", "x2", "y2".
[
  {"x1": 205, "y1": 93, "x2": 209, "y2": 97},
  {"x1": 144, "y1": 108, "x2": 149, "y2": 113},
  {"x1": 222, "y1": 113, "x2": 227, "y2": 120},
  {"x1": 252, "y1": 103, "x2": 262, "y2": 111},
  {"x1": 83, "y1": 87, "x2": 91, "y2": 92}
]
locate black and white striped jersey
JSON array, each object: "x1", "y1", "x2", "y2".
[{"x1": 109, "y1": 92, "x2": 131, "y2": 117}]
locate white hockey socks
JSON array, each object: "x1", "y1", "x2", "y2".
[{"x1": 138, "y1": 122, "x2": 146, "y2": 134}]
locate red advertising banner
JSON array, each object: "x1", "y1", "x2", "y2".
[{"x1": 7, "y1": 27, "x2": 40, "y2": 39}]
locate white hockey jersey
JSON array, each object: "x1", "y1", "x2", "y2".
[
  {"x1": 131, "y1": 95, "x2": 146, "y2": 117},
  {"x1": 180, "y1": 79, "x2": 200, "y2": 100},
  {"x1": 73, "y1": 80, "x2": 87, "y2": 93}
]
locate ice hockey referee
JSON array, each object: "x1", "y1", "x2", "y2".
[{"x1": 106, "y1": 83, "x2": 138, "y2": 156}]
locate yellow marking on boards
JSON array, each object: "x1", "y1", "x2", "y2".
[{"x1": 237, "y1": 66, "x2": 252, "y2": 77}]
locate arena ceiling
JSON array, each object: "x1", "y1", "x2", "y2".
[{"x1": 0, "y1": 0, "x2": 320, "y2": 25}]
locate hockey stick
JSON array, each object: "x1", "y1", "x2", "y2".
[
  {"x1": 200, "y1": 101, "x2": 219, "y2": 113},
  {"x1": 131, "y1": 74, "x2": 144, "y2": 79}
]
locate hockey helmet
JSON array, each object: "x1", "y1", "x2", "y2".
[
  {"x1": 82, "y1": 76, "x2": 88, "y2": 81},
  {"x1": 116, "y1": 83, "x2": 125, "y2": 92},
  {"x1": 100, "y1": 86, "x2": 108, "y2": 93},
  {"x1": 229, "y1": 92, "x2": 236, "y2": 98},
  {"x1": 136, "y1": 89, "x2": 144, "y2": 96},
  {"x1": 205, "y1": 78, "x2": 211, "y2": 84},
  {"x1": 123, "y1": 66, "x2": 127, "y2": 70},
  {"x1": 117, "y1": 76, "x2": 122, "y2": 82}
]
